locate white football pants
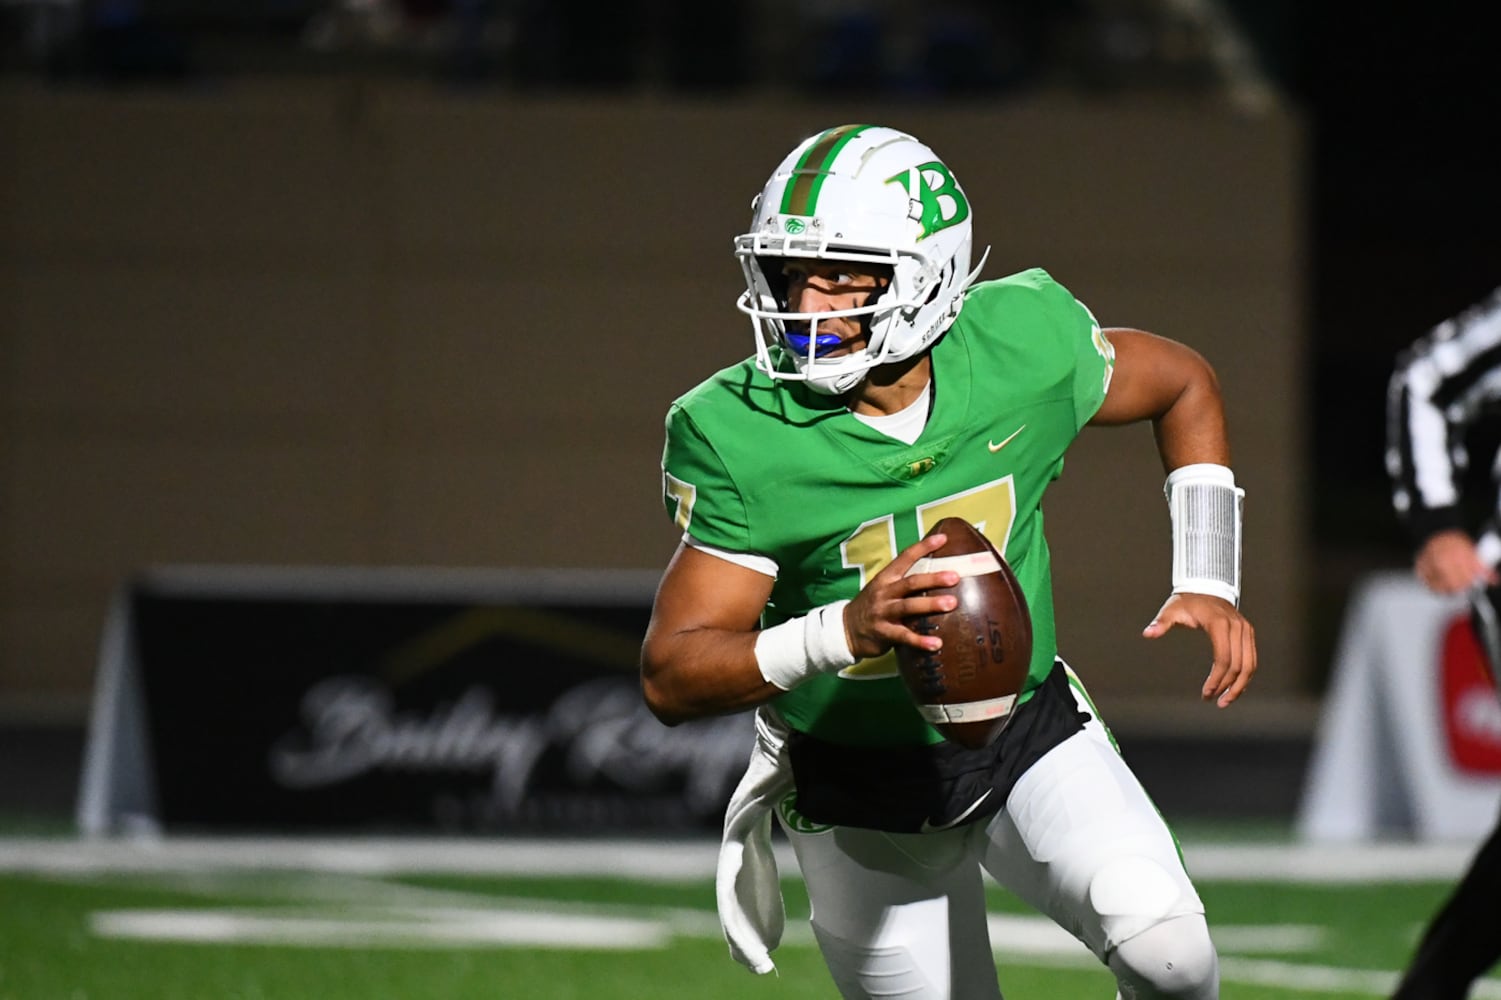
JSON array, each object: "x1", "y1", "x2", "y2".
[{"x1": 778, "y1": 670, "x2": 1217, "y2": 1000}]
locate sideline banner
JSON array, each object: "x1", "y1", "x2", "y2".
[
  {"x1": 1297, "y1": 572, "x2": 1501, "y2": 843},
  {"x1": 78, "y1": 567, "x2": 752, "y2": 836}
]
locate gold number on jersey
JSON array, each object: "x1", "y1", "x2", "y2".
[
  {"x1": 840, "y1": 515, "x2": 899, "y2": 586},
  {"x1": 916, "y1": 477, "x2": 1017, "y2": 550},
  {"x1": 663, "y1": 472, "x2": 697, "y2": 531},
  {"x1": 839, "y1": 475, "x2": 1017, "y2": 585},
  {"x1": 836, "y1": 476, "x2": 1017, "y2": 680}
]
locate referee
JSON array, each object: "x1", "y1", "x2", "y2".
[{"x1": 1386, "y1": 285, "x2": 1501, "y2": 1000}]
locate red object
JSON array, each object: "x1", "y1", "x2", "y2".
[{"x1": 1439, "y1": 613, "x2": 1501, "y2": 774}]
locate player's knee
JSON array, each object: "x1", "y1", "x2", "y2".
[
  {"x1": 1107, "y1": 914, "x2": 1218, "y2": 1000},
  {"x1": 1089, "y1": 853, "x2": 1214, "y2": 997}
]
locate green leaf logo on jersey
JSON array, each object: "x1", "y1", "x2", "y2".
[
  {"x1": 886, "y1": 162, "x2": 970, "y2": 241},
  {"x1": 784, "y1": 218, "x2": 807, "y2": 234}
]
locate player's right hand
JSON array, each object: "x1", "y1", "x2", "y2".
[{"x1": 842, "y1": 533, "x2": 960, "y2": 660}]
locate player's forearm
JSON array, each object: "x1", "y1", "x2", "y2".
[{"x1": 640, "y1": 627, "x2": 781, "y2": 725}]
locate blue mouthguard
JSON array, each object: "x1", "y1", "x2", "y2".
[{"x1": 783, "y1": 331, "x2": 842, "y2": 358}]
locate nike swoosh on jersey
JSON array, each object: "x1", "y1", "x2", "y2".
[
  {"x1": 918, "y1": 788, "x2": 995, "y2": 833},
  {"x1": 987, "y1": 425, "x2": 1026, "y2": 452}
]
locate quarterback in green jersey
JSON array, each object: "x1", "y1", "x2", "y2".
[{"x1": 641, "y1": 125, "x2": 1256, "y2": 1000}]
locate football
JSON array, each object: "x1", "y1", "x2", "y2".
[{"x1": 896, "y1": 517, "x2": 1033, "y2": 749}]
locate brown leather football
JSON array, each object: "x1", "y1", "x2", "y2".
[{"x1": 895, "y1": 516, "x2": 1033, "y2": 749}]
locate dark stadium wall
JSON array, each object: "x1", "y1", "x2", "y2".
[{"x1": 0, "y1": 85, "x2": 1306, "y2": 724}]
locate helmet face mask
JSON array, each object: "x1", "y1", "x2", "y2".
[{"x1": 734, "y1": 124, "x2": 988, "y2": 395}]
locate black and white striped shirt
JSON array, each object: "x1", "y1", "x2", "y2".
[{"x1": 1387, "y1": 286, "x2": 1501, "y2": 564}]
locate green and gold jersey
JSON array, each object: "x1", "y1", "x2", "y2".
[{"x1": 661, "y1": 268, "x2": 1115, "y2": 747}]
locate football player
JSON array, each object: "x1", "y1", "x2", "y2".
[{"x1": 640, "y1": 124, "x2": 1256, "y2": 1000}]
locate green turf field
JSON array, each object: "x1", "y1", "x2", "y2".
[{"x1": 0, "y1": 836, "x2": 1497, "y2": 1000}]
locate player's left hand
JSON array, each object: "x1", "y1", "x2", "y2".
[{"x1": 1142, "y1": 593, "x2": 1257, "y2": 708}]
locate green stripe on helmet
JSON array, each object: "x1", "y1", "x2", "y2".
[{"x1": 779, "y1": 124, "x2": 874, "y2": 217}]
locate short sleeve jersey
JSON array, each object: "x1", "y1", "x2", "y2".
[{"x1": 660, "y1": 268, "x2": 1114, "y2": 747}]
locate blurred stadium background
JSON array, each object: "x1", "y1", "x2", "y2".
[{"x1": 3, "y1": 2, "x2": 1501, "y2": 996}]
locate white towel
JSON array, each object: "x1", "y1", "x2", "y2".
[{"x1": 715, "y1": 705, "x2": 795, "y2": 975}]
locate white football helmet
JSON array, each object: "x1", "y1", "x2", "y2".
[{"x1": 735, "y1": 124, "x2": 989, "y2": 395}]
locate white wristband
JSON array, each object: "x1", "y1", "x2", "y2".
[
  {"x1": 1165, "y1": 463, "x2": 1244, "y2": 606},
  {"x1": 754, "y1": 600, "x2": 856, "y2": 690}
]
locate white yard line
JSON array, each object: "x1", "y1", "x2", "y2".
[
  {"x1": 86, "y1": 899, "x2": 1500, "y2": 998},
  {"x1": 0, "y1": 835, "x2": 1482, "y2": 882},
  {"x1": 90, "y1": 907, "x2": 678, "y2": 950},
  {"x1": 1219, "y1": 958, "x2": 1501, "y2": 998},
  {"x1": 4, "y1": 837, "x2": 1494, "y2": 999},
  {"x1": 83, "y1": 904, "x2": 1307, "y2": 961}
]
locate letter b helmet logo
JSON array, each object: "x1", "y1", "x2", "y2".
[{"x1": 887, "y1": 161, "x2": 969, "y2": 241}]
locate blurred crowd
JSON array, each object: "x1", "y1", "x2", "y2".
[{"x1": 0, "y1": 0, "x2": 1268, "y2": 102}]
